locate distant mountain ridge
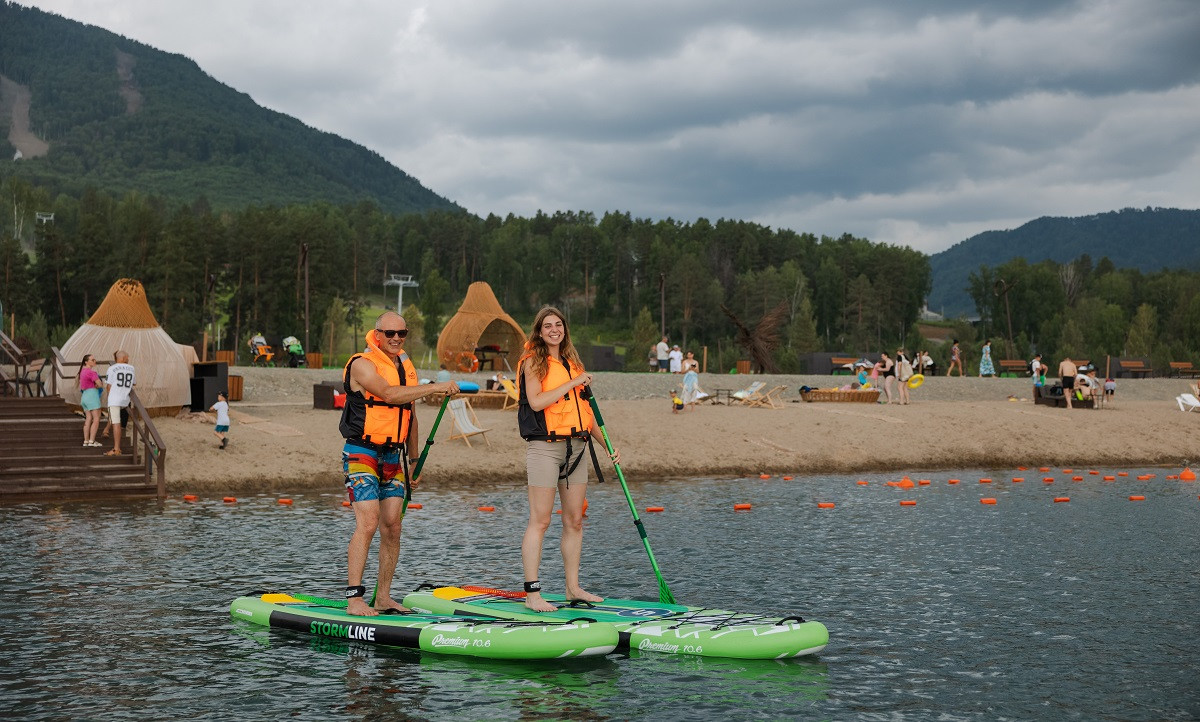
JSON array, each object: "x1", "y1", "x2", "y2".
[
  {"x1": 0, "y1": 2, "x2": 458, "y2": 214},
  {"x1": 928, "y1": 207, "x2": 1200, "y2": 317}
]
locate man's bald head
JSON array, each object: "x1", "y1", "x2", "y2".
[
  {"x1": 375, "y1": 311, "x2": 406, "y2": 329},
  {"x1": 115, "y1": 350, "x2": 129, "y2": 363}
]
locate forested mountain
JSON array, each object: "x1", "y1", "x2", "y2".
[
  {"x1": 0, "y1": 2, "x2": 456, "y2": 214},
  {"x1": 928, "y1": 208, "x2": 1200, "y2": 317}
]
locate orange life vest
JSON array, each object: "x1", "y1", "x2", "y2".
[
  {"x1": 517, "y1": 352, "x2": 594, "y2": 441},
  {"x1": 339, "y1": 332, "x2": 418, "y2": 448}
]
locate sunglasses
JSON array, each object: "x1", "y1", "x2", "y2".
[{"x1": 377, "y1": 329, "x2": 408, "y2": 339}]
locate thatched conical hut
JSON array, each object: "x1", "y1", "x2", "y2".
[
  {"x1": 59, "y1": 279, "x2": 191, "y2": 412},
  {"x1": 436, "y1": 282, "x2": 526, "y2": 373}
]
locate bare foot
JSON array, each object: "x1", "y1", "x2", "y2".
[
  {"x1": 566, "y1": 588, "x2": 603, "y2": 603},
  {"x1": 524, "y1": 593, "x2": 558, "y2": 612},
  {"x1": 346, "y1": 597, "x2": 379, "y2": 617},
  {"x1": 373, "y1": 597, "x2": 410, "y2": 614}
]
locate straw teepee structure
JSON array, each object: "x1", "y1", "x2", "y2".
[
  {"x1": 59, "y1": 279, "x2": 191, "y2": 412},
  {"x1": 436, "y1": 282, "x2": 526, "y2": 373}
]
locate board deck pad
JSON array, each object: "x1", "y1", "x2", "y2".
[
  {"x1": 402, "y1": 586, "x2": 829, "y2": 659},
  {"x1": 230, "y1": 593, "x2": 618, "y2": 660}
]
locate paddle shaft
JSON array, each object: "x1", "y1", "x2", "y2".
[{"x1": 585, "y1": 394, "x2": 676, "y2": 604}]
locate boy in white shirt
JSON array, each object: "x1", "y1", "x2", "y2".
[
  {"x1": 210, "y1": 391, "x2": 231, "y2": 449},
  {"x1": 103, "y1": 351, "x2": 136, "y2": 455}
]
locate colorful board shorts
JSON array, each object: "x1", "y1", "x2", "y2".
[
  {"x1": 342, "y1": 441, "x2": 407, "y2": 503},
  {"x1": 81, "y1": 388, "x2": 101, "y2": 411}
]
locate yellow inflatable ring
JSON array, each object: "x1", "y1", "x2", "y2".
[{"x1": 907, "y1": 373, "x2": 925, "y2": 389}]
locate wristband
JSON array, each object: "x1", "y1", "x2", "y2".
[{"x1": 523, "y1": 580, "x2": 541, "y2": 593}]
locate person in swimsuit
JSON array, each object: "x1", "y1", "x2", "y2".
[
  {"x1": 1058, "y1": 357, "x2": 1078, "y2": 409},
  {"x1": 879, "y1": 351, "x2": 896, "y2": 404},
  {"x1": 947, "y1": 339, "x2": 964, "y2": 376}
]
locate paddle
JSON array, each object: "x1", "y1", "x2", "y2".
[
  {"x1": 367, "y1": 380, "x2": 480, "y2": 608},
  {"x1": 583, "y1": 389, "x2": 676, "y2": 604}
]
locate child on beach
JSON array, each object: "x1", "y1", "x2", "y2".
[
  {"x1": 1103, "y1": 376, "x2": 1115, "y2": 408},
  {"x1": 210, "y1": 391, "x2": 231, "y2": 448},
  {"x1": 670, "y1": 389, "x2": 684, "y2": 414}
]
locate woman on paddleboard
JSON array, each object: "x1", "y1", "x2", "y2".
[{"x1": 517, "y1": 306, "x2": 619, "y2": 613}]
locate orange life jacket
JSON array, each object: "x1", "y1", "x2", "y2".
[
  {"x1": 517, "y1": 352, "x2": 594, "y2": 441},
  {"x1": 339, "y1": 331, "x2": 418, "y2": 448}
]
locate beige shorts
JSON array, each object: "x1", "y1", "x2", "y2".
[{"x1": 526, "y1": 439, "x2": 589, "y2": 488}]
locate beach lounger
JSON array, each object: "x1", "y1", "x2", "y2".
[
  {"x1": 499, "y1": 378, "x2": 520, "y2": 411},
  {"x1": 1177, "y1": 393, "x2": 1200, "y2": 413},
  {"x1": 731, "y1": 381, "x2": 766, "y2": 405},
  {"x1": 447, "y1": 398, "x2": 491, "y2": 447},
  {"x1": 747, "y1": 385, "x2": 788, "y2": 409}
]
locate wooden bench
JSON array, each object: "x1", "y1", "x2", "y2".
[
  {"x1": 830, "y1": 356, "x2": 858, "y2": 375},
  {"x1": 1169, "y1": 361, "x2": 1200, "y2": 378},
  {"x1": 1119, "y1": 359, "x2": 1152, "y2": 378},
  {"x1": 997, "y1": 359, "x2": 1029, "y2": 377}
]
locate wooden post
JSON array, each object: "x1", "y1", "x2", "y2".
[
  {"x1": 201, "y1": 331, "x2": 209, "y2": 362},
  {"x1": 702, "y1": 345, "x2": 708, "y2": 374}
]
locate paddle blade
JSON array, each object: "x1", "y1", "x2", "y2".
[
  {"x1": 457, "y1": 381, "x2": 480, "y2": 393},
  {"x1": 658, "y1": 578, "x2": 676, "y2": 605}
]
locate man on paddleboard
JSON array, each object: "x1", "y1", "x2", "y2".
[{"x1": 340, "y1": 311, "x2": 459, "y2": 616}]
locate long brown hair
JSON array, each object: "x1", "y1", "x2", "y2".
[
  {"x1": 525, "y1": 306, "x2": 583, "y2": 380},
  {"x1": 78, "y1": 354, "x2": 92, "y2": 389}
]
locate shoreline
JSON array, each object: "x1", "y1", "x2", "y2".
[{"x1": 151, "y1": 367, "x2": 1200, "y2": 493}]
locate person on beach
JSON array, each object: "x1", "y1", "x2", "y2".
[
  {"x1": 656, "y1": 336, "x2": 670, "y2": 372},
  {"x1": 103, "y1": 351, "x2": 135, "y2": 456},
  {"x1": 78, "y1": 354, "x2": 103, "y2": 447},
  {"x1": 682, "y1": 350, "x2": 699, "y2": 373},
  {"x1": 648, "y1": 344, "x2": 658, "y2": 373},
  {"x1": 947, "y1": 340, "x2": 964, "y2": 376},
  {"x1": 340, "y1": 311, "x2": 460, "y2": 616},
  {"x1": 1075, "y1": 366, "x2": 1100, "y2": 408},
  {"x1": 668, "y1": 345, "x2": 683, "y2": 373},
  {"x1": 1031, "y1": 353, "x2": 1044, "y2": 399},
  {"x1": 895, "y1": 348, "x2": 912, "y2": 405},
  {"x1": 517, "y1": 306, "x2": 619, "y2": 613},
  {"x1": 670, "y1": 389, "x2": 684, "y2": 413},
  {"x1": 879, "y1": 351, "x2": 896, "y2": 403},
  {"x1": 210, "y1": 390, "x2": 230, "y2": 448},
  {"x1": 978, "y1": 340, "x2": 995, "y2": 377},
  {"x1": 680, "y1": 354, "x2": 707, "y2": 408},
  {"x1": 1058, "y1": 356, "x2": 1078, "y2": 409},
  {"x1": 1104, "y1": 376, "x2": 1116, "y2": 407}
]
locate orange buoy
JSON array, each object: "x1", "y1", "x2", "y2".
[
  {"x1": 1062, "y1": 469, "x2": 1073, "y2": 474},
  {"x1": 948, "y1": 479, "x2": 960, "y2": 485},
  {"x1": 899, "y1": 500, "x2": 917, "y2": 506},
  {"x1": 782, "y1": 476, "x2": 794, "y2": 481},
  {"x1": 1128, "y1": 495, "x2": 1145, "y2": 501},
  {"x1": 1180, "y1": 467, "x2": 1196, "y2": 481},
  {"x1": 479, "y1": 506, "x2": 496, "y2": 512},
  {"x1": 1137, "y1": 475, "x2": 1152, "y2": 481},
  {"x1": 646, "y1": 506, "x2": 665, "y2": 513},
  {"x1": 1038, "y1": 466, "x2": 1050, "y2": 472},
  {"x1": 342, "y1": 500, "x2": 352, "y2": 507},
  {"x1": 277, "y1": 498, "x2": 293, "y2": 505},
  {"x1": 408, "y1": 503, "x2": 423, "y2": 510},
  {"x1": 1117, "y1": 472, "x2": 1129, "y2": 477},
  {"x1": 182, "y1": 494, "x2": 198, "y2": 502},
  {"x1": 817, "y1": 502, "x2": 836, "y2": 509},
  {"x1": 980, "y1": 498, "x2": 997, "y2": 505},
  {"x1": 918, "y1": 480, "x2": 931, "y2": 486},
  {"x1": 857, "y1": 480, "x2": 869, "y2": 486},
  {"x1": 1017, "y1": 466, "x2": 1028, "y2": 471},
  {"x1": 1167, "y1": 475, "x2": 1178, "y2": 480},
  {"x1": 1012, "y1": 477, "x2": 1025, "y2": 483},
  {"x1": 1053, "y1": 497, "x2": 1070, "y2": 503},
  {"x1": 1043, "y1": 477, "x2": 1055, "y2": 483},
  {"x1": 899, "y1": 479, "x2": 915, "y2": 489},
  {"x1": 979, "y1": 478, "x2": 993, "y2": 484},
  {"x1": 886, "y1": 481, "x2": 899, "y2": 487},
  {"x1": 223, "y1": 496, "x2": 236, "y2": 503},
  {"x1": 1088, "y1": 470, "x2": 1099, "y2": 475},
  {"x1": 1072, "y1": 476, "x2": 1083, "y2": 481},
  {"x1": 734, "y1": 503, "x2": 752, "y2": 511},
  {"x1": 1103, "y1": 476, "x2": 1115, "y2": 481},
  {"x1": 759, "y1": 474, "x2": 770, "y2": 479}
]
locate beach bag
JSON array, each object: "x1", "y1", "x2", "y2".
[{"x1": 899, "y1": 359, "x2": 913, "y2": 382}]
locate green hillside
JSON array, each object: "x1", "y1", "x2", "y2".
[
  {"x1": 0, "y1": 2, "x2": 457, "y2": 214},
  {"x1": 928, "y1": 207, "x2": 1200, "y2": 317}
]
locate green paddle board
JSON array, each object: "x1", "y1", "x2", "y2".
[{"x1": 402, "y1": 585, "x2": 829, "y2": 659}]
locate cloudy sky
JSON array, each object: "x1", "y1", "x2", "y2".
[{"x1": 22, "y1": 0, "x2": 1200, "y2": 253}]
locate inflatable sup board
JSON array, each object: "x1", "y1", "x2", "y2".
[
  {"x1": 230, "y1": 593, "x2": 618, "y2": 660},
  {"x1": 402, "y1": 585, "x2": 828, "y2": 659}
]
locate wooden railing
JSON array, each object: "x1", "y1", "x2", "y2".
[{"x1": 49, "y1": 346, "x2": 168, "y2": 498}]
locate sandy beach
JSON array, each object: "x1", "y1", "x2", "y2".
[{"x1": 155, "y1": 367, "x2": 1200, "y2": 492}]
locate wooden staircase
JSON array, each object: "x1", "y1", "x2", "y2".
[{"x1": 0, "y1": 396, "x2": 157, "y2": 500}]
